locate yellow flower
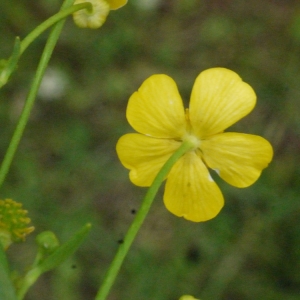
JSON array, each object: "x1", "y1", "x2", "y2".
[
  {"x1": 116, "y1": 68, "x2": 273, "y2": 222},
  {"x1": 73, "y1": 0, "x2": 127, "y2": 29},
  {"x1": 107, "y1": 0, "x2": 127, "y2": 10},
  {"x1": 179, "y1": 296, "x2": 199, "y2": 300}
]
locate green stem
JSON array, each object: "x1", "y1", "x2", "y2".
[
  {"x1": 20, "y1": 3, "x2": 92, "y2": 55},
  {"x1": 95, "y1": 141, "x2": 194, "y2": 300},
  {"x1": 0, "y1": 243, "x2": 18, "y2": 300},
  {"x1": 0, "y1": 0, "x2": 75, "y2": 189}
]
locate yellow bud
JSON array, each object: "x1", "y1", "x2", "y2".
[
  {"x1": 179, "y1": 296, "x2": 200, "y2": 300},
  {"x1": 73, "y1": 0, "x2": 110, "y2": 29}
]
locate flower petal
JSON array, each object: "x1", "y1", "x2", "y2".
[
  {"x1": 201, "y1": 132, "x2": 273, "y2": 187},
  {"x1": 108, "y1": 0, "x2": 127, "y2": 10},
  {"x1": 164, "y1": 151, "x2": 224, "y2": 222},
  {"x1": 116, "y1": 133, "x2": 181, "y2": 186},
  {"x1": 189, "y1": 68, "x2": 256, "y2": 137},
  {"x1": 127, "y1": 75, "x2": 186, "y2": 138}
]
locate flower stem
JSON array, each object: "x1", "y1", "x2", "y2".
[
  {"x1": 0, "y1": 0, "x2": 75, "y2": 189},
  {"x1": 20, "y1": 3, "x2": 92, "y2": 55},
  {"x1": 95, "y1": 140, "x2": 195, "y2": 300}
]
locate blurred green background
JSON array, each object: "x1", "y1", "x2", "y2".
[{"x1": 1, "y1": 0, "x2": 300, "y2": 299}]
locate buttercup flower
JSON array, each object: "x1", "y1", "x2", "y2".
[
  {"x1": 116, "y1": 68, "x2": 273, "y2": 222},
  {"x1": 73, "y1": 0, "x2": 127, "y2": 29}
]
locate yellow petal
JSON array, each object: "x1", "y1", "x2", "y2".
[
  {"x1": 73, "y1": 0, "x2": 110, "y2": 29},
  {"x1": 189, "y1": 68, "x2": 256, "y2": 137},
  {"x1": 127, "y1": 74, "x2": 186, "y2": 138},
  {"x1": 179, "y1": 296, "x2": 199, "y2": 300},
  {"x1": 201, "y1": 132, "x2": 273, "y2": 187},
  {"x1": 116, "y1": 133, "x2": 181, "y2": 186},
  {"x1": 108, "y1": 0, "x2": 127, "y2": 10},
  {"x1": 164, "y1": 151, "x2": 224, "y2": 222}
]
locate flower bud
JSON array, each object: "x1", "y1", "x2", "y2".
[
  {"x1": 179, "y1": 296, "x2": 199, "y2": 300},
  {"x1": 73, "y1": 0, "x2": 110, "y2": 29}
]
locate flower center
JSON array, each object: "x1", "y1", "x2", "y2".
[
  {"x1": 181, "y1": 108, "x2": 201, "y2": 150},
  {"x1": 182, "y1": 133, "x2": 200, "y2": 150}
]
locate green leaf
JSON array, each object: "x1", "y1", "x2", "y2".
[
  {"x1": 17, "y1": 223, "x2": 91, "y2": 299},
  {"x1": 38, "y1": 223, "x2": 91, "y2": 273}
]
